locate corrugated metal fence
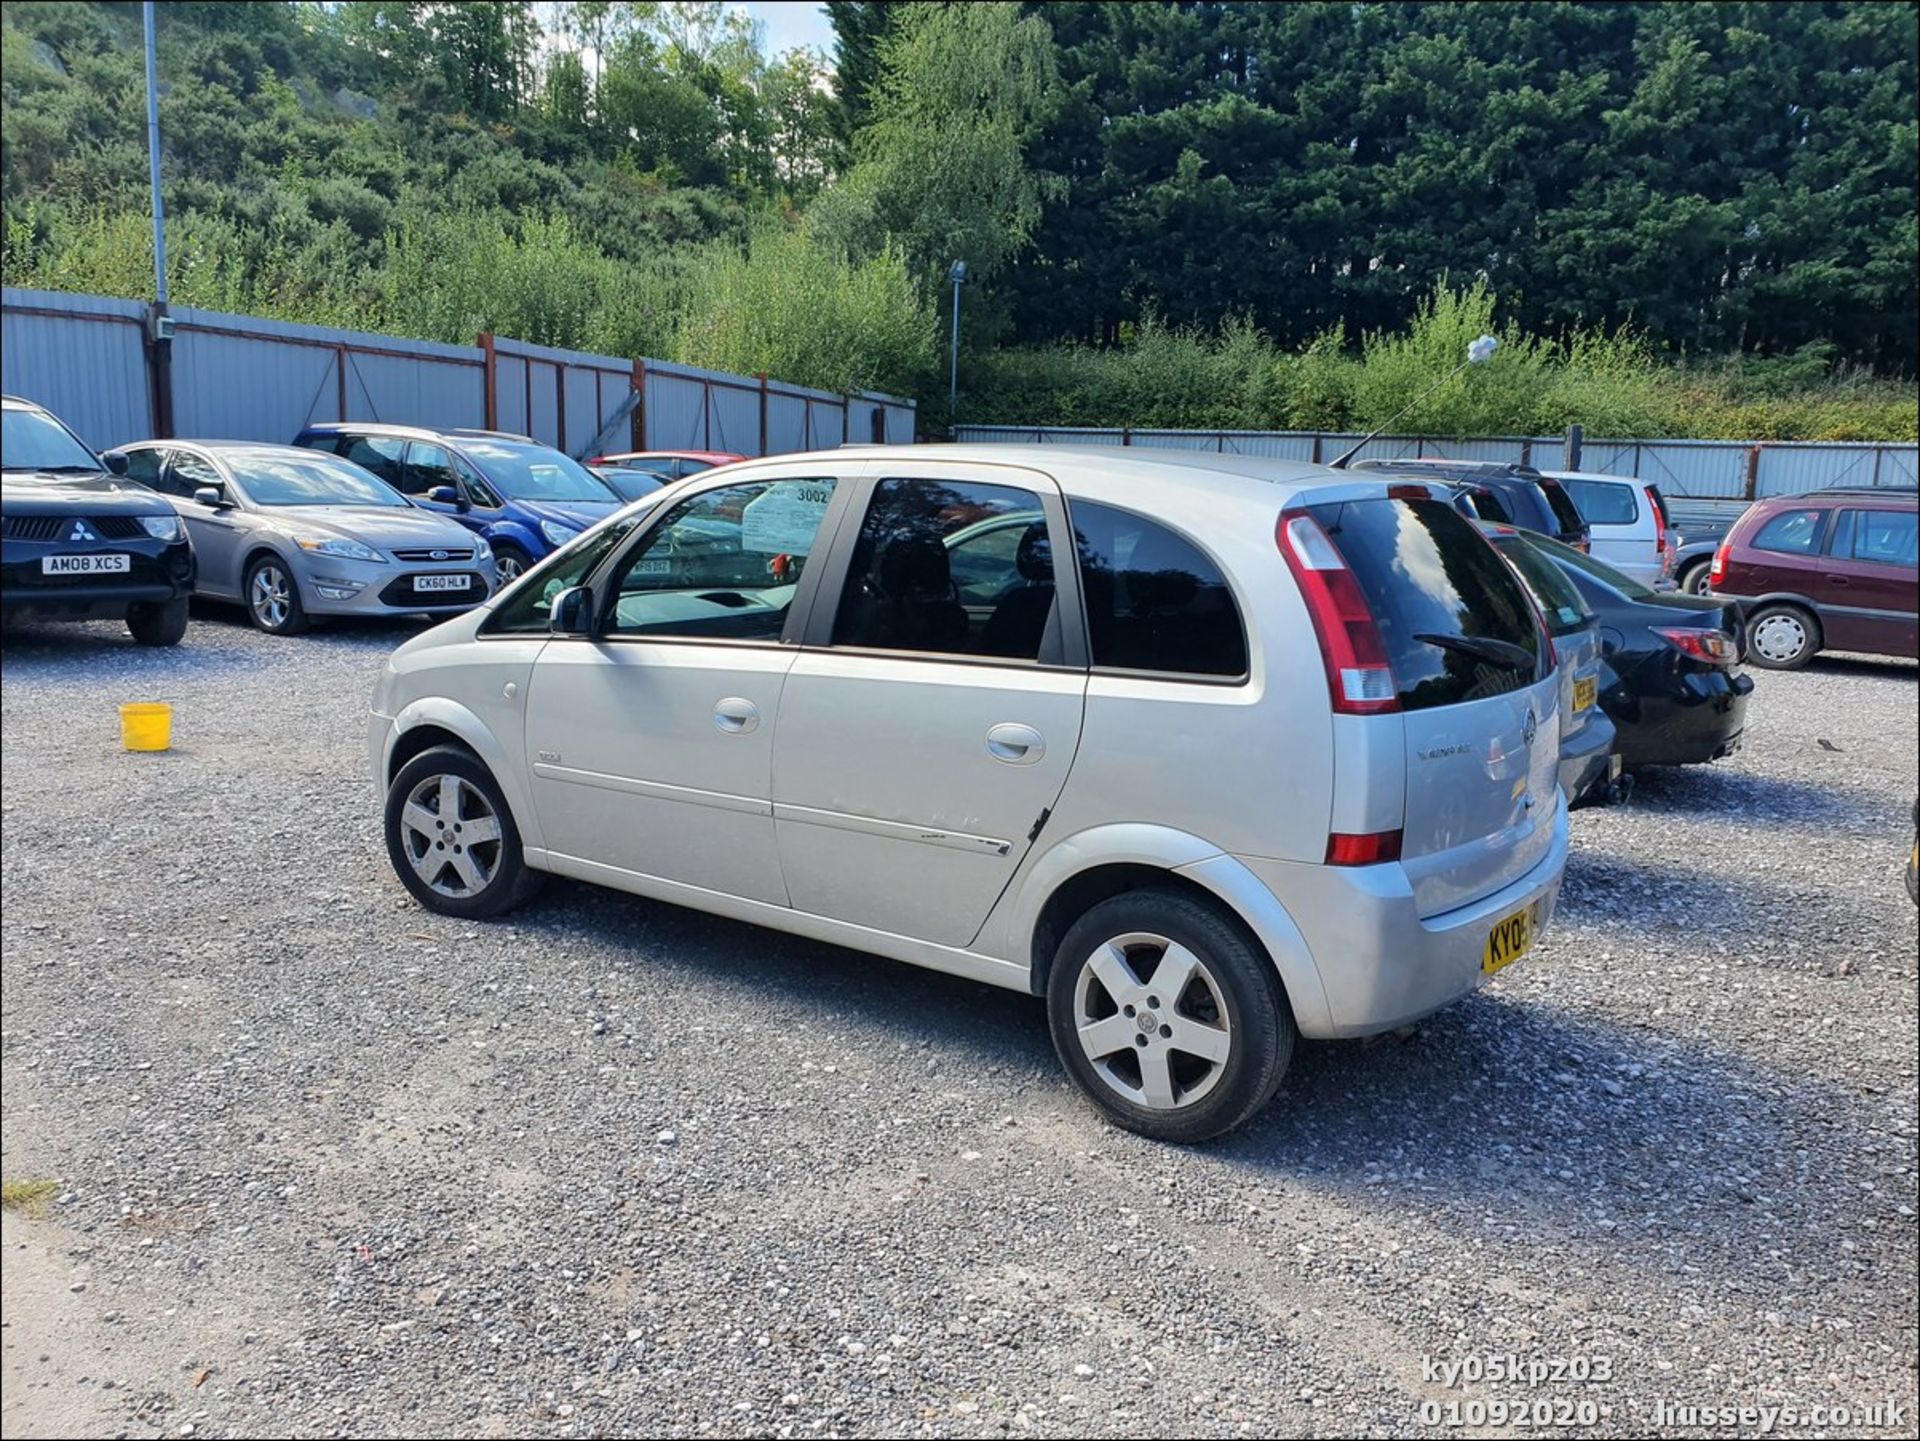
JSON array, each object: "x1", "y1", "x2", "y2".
[
  {"x1": 1, "y1": 286, "x2": 915, "y2": 458},
  {"x1": 952, "y1": 425, "x2": 1918, "y2": 500}
]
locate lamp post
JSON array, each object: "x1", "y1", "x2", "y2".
[{"x1": 948, "y1": 260, "x2": 967, "y2": 416}]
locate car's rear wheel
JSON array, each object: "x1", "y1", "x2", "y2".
[
  {"x1": 246, "y1": 556, "x2": 308, "y2": 635},
  {"x1": 492, "y1": 542, "x2": 532, "y2": 586},
  {"x1": 1744, "y1": 602, "x2": 1820, "y2": 670},
  {"x1": 384, "y1": 744, "x2": 543, "y2": 919},
  {"x1": 1678, "y1": 559, "x2": 1712, "y2": 596},
  {"x1": 1047, "y1": 889, "x2": 1294, "y2": 1143},
  {"x1": 126, "y1": 597, "x2": 188, "y2": 647}
]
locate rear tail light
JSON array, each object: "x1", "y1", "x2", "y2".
[
  {"x1": 1326, "y1": 829, "x2": 1404, "y2": 866},
  {"x1": 1276, "y1": 509, "x2": 1398, "y2": 714},
  {"x1": 1658, "y1": 627, "x2": 1738, "y2": 666},
  {"x1": 1646, "y1": 486, "x2": 1669, "y2": 558},
  {"x1": 1709, "y1": 540, "x2": 1730, "y2": 587}
]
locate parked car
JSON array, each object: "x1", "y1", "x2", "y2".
[
  {"x1": 1708, "y1": 487, "x2": 1919, "y2": 669},
  {"x1": 1514, "y1": 530, "x2": 1752, "y2": 769},
  {"x1": 1479, "y1": 523, "x2": 1625, "y2": 808},
  {"x1": 368, "y1": 447, "x2": 1570, "y2": 1142},
  {"x1": 1667, "y1": 499, "x2": 1745, "y2": 595},
  {"x1": 1, "y1": 395, "x2": 194, "y2": 645},
  {"x1": 1353, "y1": 458, "x2": 1591, "y2": 551},
  {"x1": 292, "y1": 424, "x2": 622, "y2": 583},
  {"x1": 111, "y1": 441, "x2": 498, "y2": 635},
  {"x1": 1545, "y1": 469, "x2": 1676, "y2": 587},
  {"x1": 588, "y1": 449, "x2": 746, "y2": 481}
]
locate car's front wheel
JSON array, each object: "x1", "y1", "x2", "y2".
[
  {"x1": 1047, "y1": 889, "x2": 1294, "y2": 1143},
  {"x1": 1744, "y1": 602, "x2": 1820, "y2": 670},
  {"x1": 246, "y1": 556, "x2": 309, "y2": 635},
  {"x1": 126, "y1": 597, "x2": 188, "y2": 647},
  {"x1": 384, "y1": 744, "x2": 544, "y2": 919},
  {"x1": 491, "y1": 542, "x2": 532, "y2": 586}
]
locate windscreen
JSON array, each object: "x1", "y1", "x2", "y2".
[
  {"x1": 231, "y1": 454, "x2": 409, "y2": 507},
  {"x1": 461, "y1": 441, "x2": 619, "y2": 504},
  {"x1": 1, "y1": 406, "x2": 102, "y2": 472},
  {"x1": 1525, "y1": 529, "x2": 1660, "y2": 600},
  {"x1": 1309, "y1": 496, "x2": 1545, "y2": 711}
]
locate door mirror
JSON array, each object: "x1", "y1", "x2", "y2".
[
  {"x1": 549, "y1": 585, "x2": 594, "y2": 636},
  {"x1": 193, "y1": 485, "x2": 227, "y2": 508},
  {"x1": 102, "y1": 450, "x2": 130, "y2": 476},
  {"x1": 426, "y1": 485, "x2": 467, "y2": 510}
]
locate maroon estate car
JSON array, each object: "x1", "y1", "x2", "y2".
[{"x1": 1710, "y1": 487, "x2": 1918, "y2": 668}]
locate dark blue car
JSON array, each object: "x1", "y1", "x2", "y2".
[{"x1": 292, "y1": 423, "x2": 622, "y2": 582}]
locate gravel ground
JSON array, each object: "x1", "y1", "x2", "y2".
[{"x1": 2, "y1": 610, "x2": 1915, "y2": 1440}]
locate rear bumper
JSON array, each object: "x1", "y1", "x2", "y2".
[
  {"x1": 1558, "y1": 712, "x2": 1617, "y2": 805},
  {"x1": 1234, "y1": 796, "x2": 1570, "y2": 1039},
  {"x1": 1610, "y1": 665, "x2": 1752, "y2": 768}
]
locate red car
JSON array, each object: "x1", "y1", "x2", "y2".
[
  {"x1": 587, "y1": 450, "x2": 747, "y2": 481},
  {"x1": 1710, "y1": 487, "x2": 1918, "y2": 668}
]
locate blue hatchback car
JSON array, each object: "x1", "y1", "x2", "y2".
[{"x1": 292, "y1": 423, "x2": 623, "y2": 583}]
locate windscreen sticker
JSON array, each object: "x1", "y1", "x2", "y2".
[{"x1": 740, "y1": 481, "x2": 834, "y2": 555}]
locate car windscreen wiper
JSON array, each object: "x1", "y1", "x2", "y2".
[
  {"x1": 3, "y1": 464, "x2": 105, "y2": 473},
  {"x1": 1414, "y1": 632, "x2": 1536, "y2": 670}
]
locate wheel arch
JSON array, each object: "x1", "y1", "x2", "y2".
[
  {"x1": 384, "y1": 697, "x2": 544, "y2": 853},
  {"x1": 1006, "y1": 825, "x2": 1334, "y2": 1036}
]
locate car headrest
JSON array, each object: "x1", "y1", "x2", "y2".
[
  {"x1": 878, "y1": 534, "x2": 953, "y2": 599},
  {"x1": 1122, "y1": 532, "x2": 1200, "y2": 611},
  {"x1": 1015, "y1": 522, "x2": 1054, "y2": 583}
]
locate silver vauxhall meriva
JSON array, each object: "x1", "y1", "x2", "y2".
[
  {"x1": 115, "y1": 441, "x2": 497, "y2": 634},
  {"x1": 367, "y1": 445, "x2": 1569, "y2": 1141}
]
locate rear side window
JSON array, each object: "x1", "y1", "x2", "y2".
[
  {"x1": 1494, "y1": 536, "x2": 1593, "y2": 636},
  {"x1": 1537, "y1": 479, "x2": 1587, "y2": 535},
  {"x1": 1310, "y1": 497, "x2": 1543, "y2": 711},
  {"x1": 1559, "y1": 478, "x2": 1638, "y2": 526},
  {"x1": 1460, "y1": 487, "x2": 1514, "y2": 524},
  {"x1": 1751, "y1": 509, "x2": 1824, "y2": 556},
  {"x1": 1070, "y1": 501, "x2": 1247, "y2": 678},
  {"x1": 339, "y1": 434, "x2": 406, "y2": 487}
]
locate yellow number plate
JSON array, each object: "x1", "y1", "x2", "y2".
[
  {"x1": 1482, "y1": 905, "x2": 1535, "y2": 975},
  {"x1": 1573, "y1": 676, "x2": 1597, "y2": 712}
]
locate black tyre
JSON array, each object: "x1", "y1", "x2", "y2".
[
  {"x1": 245, "y1": 555, "x2": 309, "y2": 635},
  {"x1": 384, "y1": 744, "x2": 544, "y2": 919},
  {"x1": 1678, "y1": 559, "x2": 1712, "y2": 597},
  {"x1": 1046, "y1": 888, "x2": 1294, "y2": 1143},
  {"x1": 491, "y1": 542, "x2": 533, "y2": 587},
  {"x1": 1744, "y1": 601, "x2": 1820, "y2": 670},
  {"x1": 126, "y1": 596, "x2": 190, "y2": 646}
]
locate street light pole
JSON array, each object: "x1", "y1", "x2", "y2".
[
  {"x1": 948, "y1": 260, "x2": 967, "y2": 416},
  {"x1": 143, "y1": 0, "x2": 175, "y2": 436}
]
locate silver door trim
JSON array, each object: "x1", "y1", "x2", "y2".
[
  {"x1": 772, "y1": 801, "x2": 1012, "y2": 856},
  {"x1": 531, "y1": 761, "x2": 769, "y2": 817}
]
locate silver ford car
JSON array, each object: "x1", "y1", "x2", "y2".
[
  {"x1": 113, "y1": 441, "x2": 498, "y2": 634},
  {"x1": 367, "y1": 445, "x2": 1570, "y2": 1142}
]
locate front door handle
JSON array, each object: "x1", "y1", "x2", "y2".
[
  {"x1": 1828, "y1": 575, "x2": 1851, "y2": 587},
  {"x1": 713, "y1": 697, "x2": 760, "y2": 735},
  {"x1": 986, "y1": 722, "x2": 1045, "y2": 765}
]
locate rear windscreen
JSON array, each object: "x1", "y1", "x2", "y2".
[
  {"x1": 1537, "y1": 478, "x2": 1588, "y2": 535},
  {"x1": 1494, "y1": 535, "x2": 1593, "y2": 636},
  {"x1": 1525, "y1": 529, "x2": 1660, "y2": 600},
  {"x1": 1560, "y1": 477, "x2": 1637, "y2": 526},
  {"x1": 1309, "y1": 497, "x2": 1545, "y2": 711}
]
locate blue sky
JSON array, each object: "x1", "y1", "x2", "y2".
[{"x1": 736, "y1": 2, "x2": 836, "y2": 60}]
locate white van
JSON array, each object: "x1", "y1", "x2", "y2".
[{"x1": 1544, "y1": 470, "x2": 1675, "y2": 586}]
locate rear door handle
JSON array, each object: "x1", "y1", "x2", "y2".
[
  {"x1": 1828, "y1": 575, "x2": 1851, "y2": 587},
  {"x1": 713, "y1": 697, "x2": 759, "y2": 735},
  {"x1": 986, "y1": 722, "x2": 1045, "y2": 765}
]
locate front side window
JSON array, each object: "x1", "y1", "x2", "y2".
[
  {"x1": 484, "y1": 516, "x2": 642, "y2": 635},
  {"x1": 605, "y1": 478, "x2": 839, "y2": 642},
  {"x1": 833, "y1": 478, "x2": 1053, "y2": 661},
  {"x1": 1751, "y1": 509, "x2": 1824, "y2": 556},
  {"x1": 404, "y1": 443, "x2": 460, "y2": 498},
  {"x1": 171, "y1": 452, "x2": 224, "y2": 494},
  {"x1": 1846, "y1": 509, "x2": 1918, "y2": 568},
  {"x1": 119, "y1": 447, "x2": 169, "y2": 491},
  {"x1": 1071, "y1": 501, "x2": 1247, "y2": 678}
]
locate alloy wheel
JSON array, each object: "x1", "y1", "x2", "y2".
[
  {"x1": 1071, "y1": 931, "x2": 1233, "y2": 1111},
  {"x1": 495, "y1": 553, "x2": 525, "y2": 583},
  {"x1": 250, "y1": 564, "x2": 292, "y2": 629},
  {"x1": 398, "y1": 773, "x2": 505, "y2": 898}
]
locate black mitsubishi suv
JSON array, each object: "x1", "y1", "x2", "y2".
[{"x1": 2, "y1": 395, "x2": 195, "y2": 645}]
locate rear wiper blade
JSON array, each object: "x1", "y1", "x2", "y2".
[{"x1": 1414, "y1": 632, "x2": 1536, "y2": 670}]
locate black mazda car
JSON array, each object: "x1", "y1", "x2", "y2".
[
  {"x1": 2, "y1": 395, "x2": 195, "y2": 645},
  {"x1": 1506, "y1": 527, "x2": 1752, "y2": 770}
]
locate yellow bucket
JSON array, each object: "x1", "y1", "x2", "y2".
[{"x1": 119, "y1": 702, "x2": 172, "y2": 752}]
